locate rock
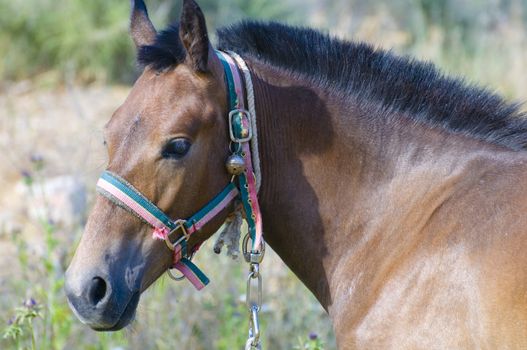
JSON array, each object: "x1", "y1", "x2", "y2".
[{"x1": 15, "y1": 175, "x2": 87, "y2": 228}]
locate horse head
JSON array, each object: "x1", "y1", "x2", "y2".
[{"x1": 65, "y1": 0, "x2": 232, "y2": 331}]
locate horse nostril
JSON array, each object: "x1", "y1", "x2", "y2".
[{"x1": 88, "y1": 277, "x2": 108, "y2": 306}]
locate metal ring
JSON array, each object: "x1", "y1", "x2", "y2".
[
  {"x1": 242, "y1": 234, "x2": 266, "y2": 263},
  {"x1": 229, "y1": 141, "x2": 242, "y2": 154},
  {"x1": 229, "y1": 109, "x2": 253, "y2": 143},
  {"x1": 246, "y1": 273, "x2": 262, "y2": 311},
  {"x1": 166, "y1": 251, "x2": 196, "y2": 282},
  {"x1": 166, "y1": 268, "x2": 185, "y2": 281}
]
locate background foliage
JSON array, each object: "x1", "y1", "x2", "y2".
[
  {"x1": 1, "y1": 0, "x2": 527, "y2": 98},
  {"x1": 1, "y1": 0, "x2": 527, "y2": 349},
  {"x1": 0, "y1": 0, "x2": 301, "y2": 83}
]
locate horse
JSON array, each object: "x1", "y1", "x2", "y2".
[{"x1": 65, "y1": 0, "x2": 527, "y2": 348}]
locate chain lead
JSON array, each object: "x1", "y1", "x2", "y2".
[{"x1": 244, "y1": 235, "x2": 265, "y2": 350}]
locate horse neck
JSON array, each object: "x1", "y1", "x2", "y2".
[
  {"x1": 248, "y1": 59, "x2": 527, "y2": 311},
  {"x1": 250, "y1": 61, "x2": 386, "y2": 308}
]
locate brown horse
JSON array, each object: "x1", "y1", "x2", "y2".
[{"x1": 65, "y1": 0, "x2": 527, "y2": 348}]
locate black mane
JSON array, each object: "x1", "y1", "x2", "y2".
[{"x1": 138, "y1": 21, "x2": 527, "y2": 150}]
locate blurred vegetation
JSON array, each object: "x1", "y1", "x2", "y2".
[
  {"x1": 0, "y1": 0, "x2": 301, "y2": 84},
  {"x1": 1, "y1": 0, "x2": 527, "y2": 99},
  {"x1": 0, "y1": 0, "x2": 134, "y2": 83}
]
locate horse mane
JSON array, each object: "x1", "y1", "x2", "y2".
[{"x1": 138, "y1": 21, "x2": 527, "y2": 150}]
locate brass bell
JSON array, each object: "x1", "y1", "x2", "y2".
[{"x1": 225, "y1": 154, "x2": 246, "y2": 175}]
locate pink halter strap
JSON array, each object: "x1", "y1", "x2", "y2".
[{"x1": 217, "y1": 51, "x2": 263, "y2": 253}]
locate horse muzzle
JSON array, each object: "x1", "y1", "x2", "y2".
[{"x1": 64, "y1": 267, "x2": 141, "y2": 331}]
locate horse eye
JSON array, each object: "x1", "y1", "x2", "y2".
[{"x1": 162, "y1": 138, "x2": 192, "y2": 159}]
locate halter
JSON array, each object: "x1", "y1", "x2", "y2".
[
  {"x1": 97, "y1": 172, "x2": 238, "y2": 289},
  {"x1": 95, "y1": 50, "x2": 264, "y2": 291}
]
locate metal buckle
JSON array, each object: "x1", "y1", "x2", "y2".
[
  {"x1": 163, "y1": 219, "x2": 189, "y2": 251},
  {"x1": 229, "y1": 109, "x2": 253, "y2": 143},
  {"x1": 242, "y1": 234, "x2": 265, "y2": 264}
]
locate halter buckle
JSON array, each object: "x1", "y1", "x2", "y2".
[
  {"x1": 229, "y1": 109, "x2": 253, "y2": 143},
  {"x1": 164, "y1": 219, "x2": 189, "y2": 251}
]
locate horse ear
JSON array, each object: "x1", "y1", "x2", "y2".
[
  {"x1": 130, "y1": 0, "x2": 157, "y2": 49},
  {"x1": 179, "y1": 0, "x2": 210, "y2": 72}
]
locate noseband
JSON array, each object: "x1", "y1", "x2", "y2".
[{"x1": 95, "y1": 50, "x2": 264, "y2": 290}]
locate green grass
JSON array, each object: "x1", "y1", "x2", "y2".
[
  {"x1": 0, "y1": 0, "x2": 302, "y2": 85},
  {"x1": 0, "y1": 0, "x2": 135, "y2": 83}
]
